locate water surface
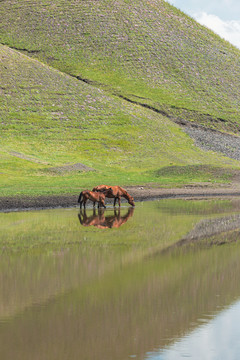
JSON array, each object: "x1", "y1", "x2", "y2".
[{"x1": 1, "y1": 199, "x2": 240, "y2": 359}]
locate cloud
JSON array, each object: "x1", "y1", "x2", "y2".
[
  {"x1": 168, "y1": 0, "x2": 240, "y2": 22},
  {"x1": 194, "y1": 12, "x2": 240, "y2": 49}
]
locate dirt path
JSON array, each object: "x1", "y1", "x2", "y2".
[{"x1": 1, "y1": 180, "x2": 240, "y2": 212}]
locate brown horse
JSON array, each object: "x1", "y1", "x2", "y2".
[
  {"x1": 78, "y1": 207, "x2": 134, "y2": 229},
  {"x1": 92, "y1": 185, "x2": 135, "y2": 207},
  {"x1": 78, "y1": 190, "x2": 106, "y2": 209}
]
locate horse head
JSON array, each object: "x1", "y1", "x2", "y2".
[{"x1": 128, "y1": 195, "x2": 135, "y2": 207}]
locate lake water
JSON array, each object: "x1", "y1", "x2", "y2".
[{"x1": 1, "y1": 199, "x2": 240, "y2": 360}]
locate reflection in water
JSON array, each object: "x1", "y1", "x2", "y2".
[
  {"x1": 147, "y1": 300, "x2": 240, "y2": 360},
  {"x1": 1, "y1": 200, "x2": 240, "y2": 359},
  {"x1": 160, "y1": 213, "x2": 240, "y2": 256},
  {"x1": 78, "y1": 206, "x2": 134, "y2": 228}
]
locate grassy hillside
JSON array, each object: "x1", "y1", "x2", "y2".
[
  {"x1": 1, "y1": 0, "x2": 240, "y2": 131},
  {"x1": 1, "y1": 0, "x2": 240, "y2": 196},
  {"x1": 2, "y1": 44, "x2": 235, "y2": 196}
]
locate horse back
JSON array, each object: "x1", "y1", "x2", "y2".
[
  {"x1": 88, "y1": 190, "x2": 105, "y2": 201},
  {"x1": 92, "y1": 185, "x2": 111, "y2": 192},
  {"x1": 113, "y1": 186, "x2": 129, "y2": 197}
]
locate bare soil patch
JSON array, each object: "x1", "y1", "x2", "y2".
[{"x1": 47, "y1": 163, "x2": 95, "y2": 173}]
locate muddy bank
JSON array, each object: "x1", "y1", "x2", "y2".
[
  {"x1": 1, "y1": 185, "x2": 240, "y2": 212},
  {"x1": 0, "y1": 195, "x2": 78, "y2": 212}
]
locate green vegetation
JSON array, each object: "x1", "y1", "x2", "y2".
[{"x1": 1, "y1": 0, "x2": 240, "y2": 196}]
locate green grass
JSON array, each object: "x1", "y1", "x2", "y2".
[
  {"x1": 1, "y1": 0, "x2": 240, "y2": 196},
  {"x1": 0, "y1": 45, "x2": 239, "y2": 196},
  {"x1": 152, "y1": 165, "x2": 233, "y2": 186},
  {"x1": 1, "y1": 0, "x2": 240, "y2": 130}
]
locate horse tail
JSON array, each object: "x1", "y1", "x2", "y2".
[{"x1": 78, "y1": 192, "x2": 83, "y2": 203}]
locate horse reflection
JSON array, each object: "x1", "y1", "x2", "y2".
[{"x1": 78, "y1": 207, "x2": 134, "y2": 229}]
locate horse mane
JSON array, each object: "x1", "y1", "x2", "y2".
[{"x1": 119, "y1": 187, "x2": 131, "y2": 200}]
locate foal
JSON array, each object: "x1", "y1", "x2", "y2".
[{"x1": 78, "y1": 190, "x2": 106, "y2": 209}]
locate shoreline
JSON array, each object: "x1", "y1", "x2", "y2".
[{"x1": 1, "y1": 185, "x2": 240, "y2": 212}]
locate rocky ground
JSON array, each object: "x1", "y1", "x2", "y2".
[{"x1": 178, "y1": 118, "x2": 240, "y2": 161}]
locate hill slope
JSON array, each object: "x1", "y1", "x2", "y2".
[
  {"x1": 1, "y1": 0, "x2": 240, "y2": 196},
  {"x1": 1, "y1": 0, "x2": 240, "y2": 132},
  {"x1": 2, "y1": 44, "x2": 236, "y2": 196}
]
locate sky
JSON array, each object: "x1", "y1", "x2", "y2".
[
  {"x1": 167, "y1": 0, "x2": 240, "y2": 49},
  {"x1": 146, "y1": 300, "x2": 240, "y2": 360}
]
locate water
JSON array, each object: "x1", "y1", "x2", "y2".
[
  {"x1": 1, "y1": 199, "x2": 240, "y2": 360},
  {"x1": 147, "y1": 301, "x2": 240, "y2": 360}
]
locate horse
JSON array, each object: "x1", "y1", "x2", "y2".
[
  {"x1": 78, "y1": 207, "x2": 134, "y2": 229},
  {"x1": 77, "y1": 190, "x2": 106, "y2": 209},
  {"x1": 92, "y1": 185, "x2": 135, "y2": 207}
]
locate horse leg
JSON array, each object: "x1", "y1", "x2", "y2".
[
  {"x1": 114, "y1": 197, "x2": 117, "y2": 207},
  {"x1": 93, "y1": 201, "x2": 96, "y2": 208},
  {"x1": 118, "y1": 196, "x2": 121, "y2": 207}
]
